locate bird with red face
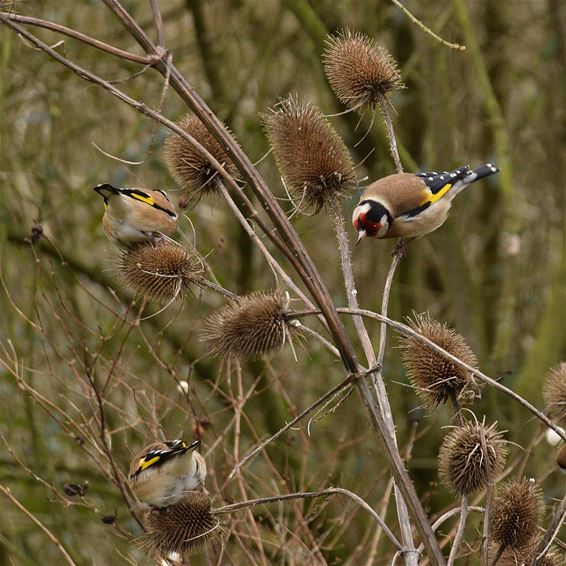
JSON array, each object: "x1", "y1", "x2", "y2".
[{"x1": 352, "y1": 163, "x2": 499, "y2": 243}]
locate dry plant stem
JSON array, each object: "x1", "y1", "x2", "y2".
[
  {"x1": 0, "y1": 12, "x2": 155, "y2": 64},
  {"x1": 228, "y1": 371, "x2": 361, "y2": 478},
  {"x1": 447, "y1": 496, "x2": 468, "y2": 566},
  {"x1": 416, "y1": 506, "x2": 484, "y2": 555},
  {"x1": 390, "y1": 0, "x2": 466, "y2": 51},
  {"x1": 330, "y1": 308, "x2": 566, "y2": 441},
  {"x1": 490, "y1": 544, "x2": 505, "y2": 566},
  {"x1": 2, "y1": 11, "x2": 444, "y2": 565},
  {"x1": 216, "y1": 179, "x2": 318, "y2": 311},
  {"x1": 529, "y1": 494, "x2": 566, "y2": 566},
  {"x1": 328, "y1": 202, "x2": 417, "y2": 564},
  {"x1": 378, "y1": 98, "x2": 403, "y2": 173},
  {"x1": 195, "y1": 277, "x2": 239, "y2": 300},
  {"x1": 149, "y1": 0, "x2": 165, "y2": 47},
  {"x1": 0, "y1": 485, "x2": 77, "y2": 566},
  {"x1": 213, "y1": 488, "x2": 402, "y2": 551},
  {"x1": 481, "y1": 429, "x2": 495, "y2": 566}
]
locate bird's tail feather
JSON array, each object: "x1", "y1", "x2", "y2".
[{"x1": 463, "y1": 162, "x2": 499, "y2": 184}]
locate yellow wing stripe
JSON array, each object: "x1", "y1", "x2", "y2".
[
  {"x1": 129, "y1": 193, "x2": 155, "y2": 206},
  {"x1": 139, "y1": 455, "x2": 160, "y2": 471},
  {"x1": 428, "y1": 183, "x2": 452, "y2": 204}
]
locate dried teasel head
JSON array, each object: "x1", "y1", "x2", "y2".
[
  {"x1": 543, "y1": 362, "x2": 566, "y2": 425},
  {"x1": 142, "y1": 491, "x2": 221, "y2": 557},
  {"x1": 438, "y1": 420, "x2": 507, "y2": 496},
  {"x1": 399, "y1": 314, "x2": 481, "y2": 410},
  {"x1": 322, "y1": 29, "x2": 404, "y2": 111},
  {"x1": 119, "y1": 240, "x2": 203, "y2": 302},
  {"x1": 490, "y1": 477, "x2": 543, "y2": 551},
  {"x1": 262, "y1": 96, "x2": 356, "y2": 213},
  {"x1": 497, "y1": 545, "x2": 562, "y2": 566},
  {"x1": 164, "y1": 114, "x2": 239, "y2": 205},
  {"x1": 202, "y1": 291, "x2": 291, "y2": 360}
]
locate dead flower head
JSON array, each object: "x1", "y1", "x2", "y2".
[
  {"x1": 323, "y1": 29, "x2": 403, "y2": 111},
  {"x1": 262, "y1": 96, "x2": 356, "y2": 213},
  {"x1": 142, "y1": 491, "x2": 220, "y2": 557},
  {"x1": 202, "y1": 291, "x2": 291, "y2": 360},
  {"x1": 439, "y1": 419, "x2": 507, "y2": 496},
  {"x1": 164, "y1": 114, "x2": 239, "y2": 206},
  {"x1": 119, "y1": 240, "x2": 203, "y2": 302},
  {"x1": 399, "y1": 314, "x2": 481, "y2": 410},
  {"x1": 490, "y1": 477, "x2": 543, "y2": 551},
  {"x1": 543, "y1": 362, "x2": 566, "y2": 425}
]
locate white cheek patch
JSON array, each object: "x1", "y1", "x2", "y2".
[{"x1": 377, "y1": 214, "x2": 389, "y2": 238}]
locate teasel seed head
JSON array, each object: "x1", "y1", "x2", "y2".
[
  {"x1": 201, "y1": 291, "x2": 291, "y2": 360},
  {"x1": 490, "y1": 477, "x2": 543, "y2": 551},
  {"x1": 262, "y1": 96, "x2": 356, "y2": 213},
  {"x1": 438, "y1": 420, "x2": 507, "y2": 496},
  {"x1": 164, "y1": 114, "x2": 239, "y2": 205},
  {"x1": 119, "y1": 240, "x2": 203, "y2": 302},
  {"x1": 142, "y1": 491, "x2": 221, "y2": 557},
  {"x1": 322, "y1": 29, "x2": 404, "y2": 111},
  {"x1": 543, "y1": 362, "x2": 566, "y2": 425},
  {"x1": 399, "y1": 314, "x2": 481, "y2": 410},
  {"x1": 497, "y1": 544, "x2": 561, "y2": 566}
]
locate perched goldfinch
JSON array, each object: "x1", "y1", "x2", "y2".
[
  {"x1": 129, "y1": 439, "x2": 207, "y2": 508},
  {"x1": 352, "y1": 163, "x2": 499, "y2": 243},
  {"x1": 93, "y1": 184, "x2": 178, "y2": 247}
]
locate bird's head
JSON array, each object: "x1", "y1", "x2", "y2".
[
  {"x1": 93, "y1": 183, "x2": 119, "y2": 205},
  {"x1": 352, "y1": 199, "x2": 392, "y2": 243}
]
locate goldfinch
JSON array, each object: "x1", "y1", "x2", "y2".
[
  {"x1": 93, "y1": 184, "x2": 178, "y2": 247},
  {"x1": 352, "y1": 163, "x2": 499, "y2": 243},
  {"x1": 129, "y1": 439, "x2": 207, "y2": 508}
]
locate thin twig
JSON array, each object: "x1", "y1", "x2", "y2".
[
  {"x1": 480, "y1": 427, "x2": 495, "y2": 566},
  {"x1": 149, "y1": 0, "x2": 165, "y2": 47},
  {"x1": 390, "y1": 0, "x2": 466, "y2": 51},
  {"x1": 228, "y1": 371, "x2": 360, "y2": 479},
  {"x1": 378, "y1": 99, "x2": 403, "y2": 173},
  {"x1": 0, "y1": 12, "x2": 155, "y2": 64},
  {"x1": 213, "y1": 488, "x2": 403, "y2": 551},
  {"x1": 447, "y1": 496, "x2": 468, "y2": 566},
  {"x1": 0, "y1": 485, "x2": 77, "y2": 566},
  {"x1": 529, "y1": 493, "x2": 566, "y2": 566}
]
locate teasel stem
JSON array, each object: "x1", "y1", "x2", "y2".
[
  {"x1": 215, "y1": 179, "x2": 320, "y2": 314},
  {"x1": 481, "y1": 427, "x2": 495, "y2": 566},
  {"x1": 213, "y1": 488, "x2": 403, "y2": 552},
  {"x1": 447, "y1": 495, "x2": 468, "y2": 566},
  {"x1": 195, "y1": 277, "x2": 239, "y2": 301},
  {"x1": 379, "y1": 98, "x2": 403, "y2": 173},
  {"x1": 327, "y1": 200, "x2": 418, "y2": 564},
  {"x1": 489, "y1": 544, "x2": 505, "y2": 566},
  {"x1": 447, "y1": 393, "x2": 467, "y2": 566},
  {"x1": 529, "y1": 493, "x2": 566, "y2": 566}
]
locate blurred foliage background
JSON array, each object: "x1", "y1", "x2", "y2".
[{"x1": 0, "y1": 0, "x2": 565, "y2": 564}]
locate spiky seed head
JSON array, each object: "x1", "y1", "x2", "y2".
[
  {"x1": 262, "y1": 96, "x2": 356, "y2": 213},
  {"x1": 490, "y1": 477, "x2": 543, "y2": 550},
  {"x1": 164, "y1": 114, "x2": 239, "y2": 204},
  {"x1": 142, "y1": 491, "x2": 220, "y2": 557},
  {"x1": 438, "y1": 420, "x2": 507, "y2": 496},
  {"x1": 399, "y1": 314, "x2": 481, "y2": 410},
  {"x1": 543, "y1": 362, "x2": 566, "y2": 425},
  {"x1": 119, "y1": 240, "x2": 203, "y2": 302},
  {"x1": 202, "y1": 291, "x2": 290, "y2": 360},
  {"x1": 497, "y1": 545, "x2": 561, "y2": 566},
  {"x1": 322, "y1": 29, "x2": 404, "y2": 111}
]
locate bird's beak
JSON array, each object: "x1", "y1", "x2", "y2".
[
  {"x1": 188, "y1": 439, "x2": 201, "y2": 451},
  {"x1": 356, "y1": 231, "x2": 366, "y2": 246}
]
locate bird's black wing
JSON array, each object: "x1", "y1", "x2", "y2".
[
  {"x1": 131, "y1": 440, "x2": 189, "y2": 478},
  {"x1": 400, "y1": 166, "x2": 471, "y2": 219}
]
